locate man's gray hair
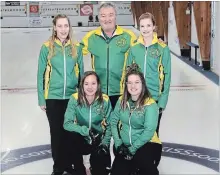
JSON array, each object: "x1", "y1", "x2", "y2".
[{"x1": 98, "y1": 2, "x2": 117, "y2": 15}]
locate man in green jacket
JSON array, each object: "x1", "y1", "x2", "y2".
[{"x1": 80, "y1": 2, "x2": 137, "y2": 108}]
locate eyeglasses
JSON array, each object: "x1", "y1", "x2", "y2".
[{"x1": 126, "y1": 81, "x2": 141, "y2": 86}]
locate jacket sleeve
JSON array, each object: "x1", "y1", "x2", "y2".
[
  {"x1": 129, "y1": 102, "x2": 159, "y2": 155},
  {"x1": 158, "y1": 47, "x2": 171, "y2": 109},
  {"x1": 126, "y1": 48, "x2": 135, "y2": 66},
  {"x1": 37, "y1": 44, "x2": 48, "y2": 106},
  {"x1": 77, "y1": 46, "x2": 84, "y2": 81},
  {"x1": 101, "y1": 99, "x2": 113, "y2": 146},
  {"x1": 64, "y1": 96, "x2": 89, "y2": 136},
  {"x1": 80, "y1": 33, "x2": 91, "y2": 56},
  {"x1": 129, "y1": 30, "x2": 137, "y2": 46},
  {"x1": 110, "y1": 99, "x2": 123, "y2": 149},
  {"x1": 126, "y1": 30, "x2": 136, "y2": 66}
]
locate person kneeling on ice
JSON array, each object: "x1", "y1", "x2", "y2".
[
  {"x1": 111, "y1": 63, "x2": 162, "y2": 175},
  {"x1": 64, "y1": 71, "x2": 112, "y2": 175}
]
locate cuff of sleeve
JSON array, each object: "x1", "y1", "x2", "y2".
[
  {"x1": 115, "y1": 140, "x2": 123, "y2": 149},
  {"x1": 101, "y1": 138, "x2": 110, "y2": 146},
  {"x1": 81, "y1": 126, "x2": 89, "y2": 136},
  {"x1": 158, "y1": 99, "x2": 166, "y2": 109},
  {"x1": 129, "y1": 146, "x2": 136, "y2": 155},
  {"x1": 39, "y1": 99, "x2": 46, "y2": 106}
]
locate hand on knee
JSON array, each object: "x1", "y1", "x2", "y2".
[
  {"x1": 89, "y1": 129, "x2": 102, "y2": 147},
  {"x1": 96, "y1": 144, "x2": 109, "y2": 156},
  {"x1": 117, "y1": 144, "x2": 133, "y2": 160}
]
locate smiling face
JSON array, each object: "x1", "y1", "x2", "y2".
[
  {"x1": 83, "y1": 74, "x2": 98, "y2": 97},
  {"x1": 127, "y1": 74, "x2": 142, "y2": 100},
  {"x1": 54, "y1": 17, "x2": 70, "y2": 42},
  {"x1": 99, "y1": 6, "x2": 116, "y2": 33},
  {"x1": 139, "y1": 18, "x2": 155, "y2": 39}
]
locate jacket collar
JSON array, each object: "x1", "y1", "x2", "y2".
[
  {"x1": 95, "y1": 25, "x2": 124, "y2": 37},
  {"x1": 137, "y1": 32, "x2": 158, "y2": 46},
  {"x1": 54, "y1": 38, "x2": 71, "y2": 47}
]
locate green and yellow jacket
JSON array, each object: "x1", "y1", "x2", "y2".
[
  {"x1": 111, "y1": 96, "x2": 161, "y2": 155},
  {"x1": 127, "y1": 33, "x2": 171, "y2": 109},
  {"x1": 80, "y1": 26, "x2": 137, "y2": 96},
  {"x1": 64, "y1": 93, "x2": 112, "y2": 146},
  {"x1": 37, "y1": 39, "x2": 84, "y2": 106}
]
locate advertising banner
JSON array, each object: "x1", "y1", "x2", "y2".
[
  {"x1": 29, "y1": 2, "x2": 40, "y2": 17},
  {"x1": 5, "y1": 1, "x2": 20, "y2": 6},
  {"x1": 80, "y1": 4, "x2": 93, "y2": 16}
]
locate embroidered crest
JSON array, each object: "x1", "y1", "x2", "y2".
[
  {"x1": 149, "y1": 48, "x2": 160, "y2": 59},
  {"x1": 95, "y1": 107, "x2": 102, "y2": 115},
  {"x1": 136, "y1": 108, "x2": 145, "y2": 117},
  {"x1": 116, "y1": 37, "x2": 127, "y2": 47},
  {"x1": 92, "y1": 104, "x2": 104, "y2": 116}
]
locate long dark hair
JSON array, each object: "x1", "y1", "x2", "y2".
[
  {"x1": 121, "y1": 63, "x2": 151, "y2": 110},
  {"x1": 78, "y1": 71, "x2": 103, "y2": 106}
]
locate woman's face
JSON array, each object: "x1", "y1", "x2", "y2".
[
  {"x1": 83, "y1": 75, "x2": 98, "y2": 97},
  {"x1": 127, "y1": 74, "x2": 142, "y2": 99},
  {"x1": 54, "y1": 17, "x2": 70, "y2": 42},
  {"x1": 140, "y1": 18, "x2": 155, "y2": 38}
]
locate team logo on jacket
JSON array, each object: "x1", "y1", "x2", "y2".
[
  {"x1": 116, "y1": 38, "x2": 127, "y2": 47},
  {"x1": 149, "y1": 48, "x2": 161, "y2": 58},
  {"x1": 136, "y1": 108, "x2": 145, "y2": 117},
  {"x1": 93, "y1": 105, "x2": 104, "y2": 116}
]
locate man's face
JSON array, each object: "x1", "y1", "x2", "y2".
[{"x1": 99, "y1": 7, "x2": 116, "y2": 32}]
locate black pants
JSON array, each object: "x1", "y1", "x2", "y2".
[
  {"x1": 71, "y1": 132, "x2": 111, "y2": 175},
  {"x1": 155, "y1": 107, "x2": 163, "y2": 167},
  {"x1": 46, "y1": 99, "x2": 72, "y2": 172},
  {"x1": 111, "y1": 142, "x2": 162, "y2": 175},
  {"x1": 109, "y1": 95, "x2": 120, "y2": 109}
]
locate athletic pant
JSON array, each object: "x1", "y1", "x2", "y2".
[
  {"x1": 111, "y1": 142, "x2": 162, "y2": 175},
  {"x1": 155, "y1": 104, "x2": 163, "y2": 167},
  {"x1": 71, "y1": 132, "x2": 111, "y2": 175},
  {"x1": 46, "y1": 99, "x2": 72, "y2": 172}
]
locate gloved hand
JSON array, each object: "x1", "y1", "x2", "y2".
[
  {"x1": 124, "y1": 151, "x2": 133, "y2": 161},
  {"x1": 117, "y1": 144, "x2": 133, "y2": 160},
  {"x1": 97, "y1": 144, "x2": 109, "y2": 156},
  {"x1": 89, "y1": 129, "x2": 101, "y2": 147}
]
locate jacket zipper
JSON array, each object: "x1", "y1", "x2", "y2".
[
  {"x1": 144, "y1": 47, "x2": 148, "y2": 79},
  {"x1": 129, "y1": 111, "x2": 132, "y2": 146},
  {"x1": 106, "y1": 44, "x2": 109, "y2": 95},
  {"x1": 127, "y1": 103, "x2": 133, "y2": 146},
  {"x1": 63, "y1": 47, "x2": 66, "y2": 99},
  {"x1": 98, "y1": 35, "x2": 117, "y2": 95},
  {"x1": 89, "y1": 106, "x2": 92, "y2": 129},
  {"x1": 89, "y1": 106, "x2": 92, "y2": 144}
]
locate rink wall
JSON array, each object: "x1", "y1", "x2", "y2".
[{"x1": 0, "y1": 1, "x2": 134, "y2": 27}]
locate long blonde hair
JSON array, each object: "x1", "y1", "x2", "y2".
[{"x1": 48, "y1": 14, "x2": 77, "y2": 59}]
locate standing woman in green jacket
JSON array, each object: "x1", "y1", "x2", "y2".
[
  {"x1": 64, "y1": 71, "x2": 112, "y2": 175},
  {"x1": 111, "y1": 63, "x2": 162, "y2": 175},
  {"x1": 127, "y1": 12, "x2": 171, "y2": 136},
  {"x1": 37, "y1": 14, "x2": 84, "y2": 175}
]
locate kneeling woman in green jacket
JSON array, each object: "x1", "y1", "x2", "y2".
[
  {"x1": 111, "y1": 63, "x2": 162, "y2": 175},
  {"x1": 64, "y1": 71, "x2": 112, "y2": 175}
]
